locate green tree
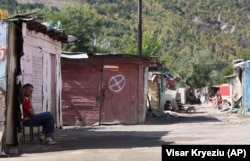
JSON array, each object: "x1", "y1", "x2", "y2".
[
  {"x1": 0, "y1": 0, "x2": 16, "y2": 12},
  {"x1": 177, "y1": 49, "x2": 217, "y2": 87},
  {"x1": 217, "y1": 64, "x2": 234, "y2": 84},
  {"x1": 40, "y1": 4, "x2": 103, "y2": 53},
  {"x1": 186, "y1": 63, "x2": 215, "y2": 88},
  {"x1": 238, "y1": 48, "x2": 250, "y2": 60},
  {"x1": 4, "y1": 0, "x2": 250, "y2": 87},
  {"x1": 119, "y1": 31, "x2": 162, "y2": 56}
]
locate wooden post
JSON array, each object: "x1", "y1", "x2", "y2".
[{"x1": 137, "y1": 0, "x2": 142, "y2": 56}]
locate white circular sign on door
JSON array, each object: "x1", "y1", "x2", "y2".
[{"x1": 108, "y1": 74, "x2": 126, "y2": 93}]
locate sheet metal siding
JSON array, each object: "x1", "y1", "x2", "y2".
[
  {"x1": 138, "y1": 66, "x2": 146, "y2": 123},
  {"x1": 61, "y1": 63, "x2": 100, "y2": 125},
  {"x1": 50, "y1": 54, "x2": 57, "y2": 121},
  {"x1": 61, "y1": 55, "x2": 150, "y2": 125},
  {"x1": 101, "y1": 64, "x2": 138, "y2": 124},
  {"x1": 56, "y1": 53, "x2": 63, "y2": 127},
  {"x1": 232, "y1": 76, "x2": 242, "y2": 103},
  {"x1": 21, "y1": 25, "x2": 62, "y2": 125},
  {"x1": 243, "y1": 65, "x2": 250, "y2": 115},
  {"x1": 2, "y1": 19, "x2": 65, "y2": 146},
  {"x1": 22, "y1": 39, "x2": 44, "y2": 113},
  {"x1": 0, "y1": 22, "x2": 7, "y2": 123}
]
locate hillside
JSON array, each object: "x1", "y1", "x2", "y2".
[
  {"x1": 16, "y1": 0, "x2": 250, "y2": 60},
  {"x1": 17, "y1": 0, "x2": 82, "y2": 8},
  {"x1": 3, "y1": 0, "x2": 250, "y2": 85}
]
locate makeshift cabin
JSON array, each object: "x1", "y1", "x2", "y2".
[
  {"x1": 61, "y1": 54, "x2": 159, "y2": 125},
  {"x1": 0, "y1": 13, "x2": 70, "y2": 148},
  {"x1": 232, "y1": 60, "x2": 250, "y2": 115},
  {"x1": 0, "y1": 17, "x2": 8, "y2": 152},
  {"x1": 147, "y1": 72, "x2": 167, "y2": 111},
  {"x1": 224, "y1": 74, "x2": 238, "y2": 106},
  {"x1": 219, "y1": 84, "x2": 231, "y2": 100}
]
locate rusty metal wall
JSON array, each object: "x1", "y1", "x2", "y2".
[
  {"x1": 101, "y1": 64, "x2": 138, "y2": 124},
  {"x1": 61, "y1": 61, "x2": 101, "y2": 125},
  {"x1": 61, "y1": 55, "x2": 149, "y2": 126}
]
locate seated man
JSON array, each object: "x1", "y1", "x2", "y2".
[{"x1": 22, "y1": 83, "x2": 56, "y2": 145}]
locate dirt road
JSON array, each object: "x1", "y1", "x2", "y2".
[
  {"x1": 147, "y1": 103, "x2": 250, "y2": 145},
  {"x1": 2, "y1": 103, "x2": 250, "y2": 161}
]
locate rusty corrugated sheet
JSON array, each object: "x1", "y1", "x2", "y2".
[
  {"x1": 61, "y1": 60, "x2": 100, "y2": 125},
  {"x1": 61, "y1": 54, "x2": 158, "y2": 125},
  {"x1": 101, "y1": 64, "x2": 138, "y2": 124},
  {"x1": 4, "y1": 13, "x2": 68, "y2": 42}
]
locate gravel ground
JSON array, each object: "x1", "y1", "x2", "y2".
[{"x1": 2, "y1": 103, "x2": 250, "y2": 161}]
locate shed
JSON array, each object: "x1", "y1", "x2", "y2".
[
  {"x1": 61, "y1": 54, "x2": 158, "y2": 125},
  {"x1": 0, "y1": 13, "x2": 70, "y2": 148},
  {"x1": 0, "y1": 21, "x2": 8, "y2": 152},
  {"x1": 147, "y1": 72, "x2": 166, "y2": 111},
  {"x1": 219, "y1": 83, "x2": 231, "y2": 100},
  {"x1": 224, "y1": 74, "x2": 238, "y2": 106},
  {"x1": 233, "y1": 60, "x2": 250, "y2": 115}
]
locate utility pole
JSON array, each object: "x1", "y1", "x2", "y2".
[{"x1": 137, "y1": 0, "x2": 142, "y2": 56}]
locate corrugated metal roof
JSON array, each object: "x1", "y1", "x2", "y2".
[
  {"x1": 224, "y1": 74, "x2": 238, "y2": 80},
  {"x1": 4, "y1": 12, "x2": 69, "y2": 42},
  {"x1": 87, "y1": 53, "x2": 162, "y2": 70},
  {"x1": 234, "y1": 60, "x2": 250, "y2": 69},
  {"x1": 61, "y1": 52, "x2": 88, "y2": 59}
]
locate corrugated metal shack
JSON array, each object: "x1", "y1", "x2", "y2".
[
  {"x1": 61, "y1": 53, "x2": 159, "y2": 125},
  {"x1": 0, "y1": 13, "x2": 69, "y2": 147},
  {"x1": 232, "y1": 60, "x2": 250, "y2": 115},
  {"x1": 147, "y1": 72, "x2": 167, "y2": 111}
]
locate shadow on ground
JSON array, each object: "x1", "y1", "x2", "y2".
[
  {"x1": 6, "y1": 127, "x2": 173, "y2": 156},
  {"x1": 145, "y1": 113, "x2": 221, "y2": 125},
  {"x1": 5, "y1": 104, "x2": 220, "y2": 157}
]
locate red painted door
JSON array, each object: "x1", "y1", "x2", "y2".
[{"x1": 101, "y1": 64, "x2": 138, "y2": 124}]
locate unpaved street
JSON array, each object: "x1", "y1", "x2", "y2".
[
  {"x1": 146, "y1": 103, "x2": 250, "y2": 145},
  {"x1": 2, "y1": 103, "x2": 250, "y2": 161}
]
